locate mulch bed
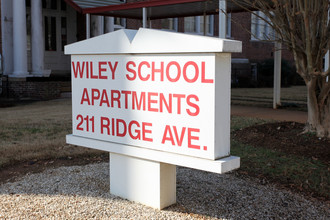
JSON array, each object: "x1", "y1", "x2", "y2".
[{"x1": 232, "y1": 121, "x2": 329, "y2": 163}]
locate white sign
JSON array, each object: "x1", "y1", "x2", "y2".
[
  {"x1": 66, "y1": 29, "x2": 241, "y2": 209},
  {"x1": 66, "y1": 28, "x2": 242, "y2": 166},
  {"x1": 71, "y1": 53, "x2": 230, "y2": 160}
]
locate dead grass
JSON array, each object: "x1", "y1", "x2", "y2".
[
  {"x1": 0, "y1": 99, "x2": 101, "y2": 167},
  {"x1": 231, "y1": 86, "x2": 307, "y2": 101}
]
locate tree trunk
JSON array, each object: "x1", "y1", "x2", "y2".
[{"x1": 306, "y1": 79, "x2": 330, "y2": 138}]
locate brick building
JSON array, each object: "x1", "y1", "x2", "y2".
[{"x1": 0, "y1": 0, "x2": 294, "y2": 99}]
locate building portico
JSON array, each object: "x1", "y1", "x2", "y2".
[{"x1": 1, "y1": 0, "x2": 80, "y2": 78}]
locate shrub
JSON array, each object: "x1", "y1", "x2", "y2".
[{"x1": 256, "y1": 59, "x2": 298, "y2": 87}]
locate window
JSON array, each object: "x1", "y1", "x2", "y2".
[
  {"x1": 251, "y1": 63, "x2": 258, "y2": 82},
  {"x1": 61, "y1": 17, "x2": 67, "y2": 51},
  {"x1": 41, "y1": 1, "x2": 70, "y2": 51},
  {"x1": 184, "y1": 16, "x2": 214, "y2": 35},
  {"x1": 251, "y1": 11, "x2": 274, "y2": 40},
  {"x1": 200, "y1": 15, "x2": 214, "y2": 35},
  {"x1": 161, "y1": 18, "x2": 178, "y2": 31},
  {"x1": 61, "y1": 0, "x2": 67, "y2": 11},
  {"x1": 199, "y1": 16, "x2": 209, "y2": 33},
  {"x1": 45, "y1": 16, "x2": 57, "y2": 51},
  {"x1": 184, "y1": 17, "x2": 196, "y2": 33},
  {"x1": 42, "y1": 0, "x2": 57, "y2": 10},
  {"x1": 114, "y1": 17, "x2": 126, "y2": 30},
  {"x1": 26, "y1": 14, "x2": 31, "y2": 50}
]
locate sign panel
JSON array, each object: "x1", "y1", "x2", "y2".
[{"x1": 71, "y1": 54, "x2": 220, "y2": 160}]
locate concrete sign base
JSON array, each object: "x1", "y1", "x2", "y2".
[{"x1": 110, "y1": 153, "x2": 176, "y2": 209}]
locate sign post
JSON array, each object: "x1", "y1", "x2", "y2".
[{"x1": 65, "y1": 28, "x2": 242, "y2": 209}]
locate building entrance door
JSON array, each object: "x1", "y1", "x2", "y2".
[{"x1": 27, "y1": 0, "x2": 77, "y2": 76}]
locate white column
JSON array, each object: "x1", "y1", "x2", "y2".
[
  {"x1": 203, "y1": 14, "x2": 206, "y2": 35},
  {"x1": 12, "y1": 0, "x2": 28, "y2": 77},
  {"x1": 100, "y1": 16, "x2": 104, "y2": 34},
  {"x1": 31, "y1": 0, "x2": 44, "y2": 76},
  {"x1": 143, "y1": 7, "x2": 147, "y2": 28},
  {"x1": 195, "y1": 17, "x2": 201, "y2": 34},
  {"x1": 105, "y1": 17, "x2": 115, "y2": 33},
  {"x1": 1, "y1": 0, "x2": 14, "y2": 75},
  {"x1": 218, "y1": 0, "x2": 226, "y2": 38},
  {"x1": 174, "y1": 18, "x2": 178, "y2": 32},
  {"x1": 86, "y1": 14, "x2": 90, "y2": 39},
  {"x1": 91, "y1": 15, "x2": 103, "y2": 37},
  {"x1": 210, "y1": 15, "x2": 215, "y2": 36},
  {"x1": 273, "y1": 40, "x2": 282, "y2": 109}
]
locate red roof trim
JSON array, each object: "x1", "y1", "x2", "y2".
[{"x1": 83, "y1": 0, "x2": 208, "y2": 14}]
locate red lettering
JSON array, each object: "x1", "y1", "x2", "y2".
[
  {"x1": 142, "y1": 122, "x2": 153, "y2": 142},
  {"x1": 201, "y1": 62, "x2": 213, "y2": 83},
  {"x1": 166, "y1": 61, "x2": 181, "y2": 82},
  {"x1": 116, "y1": 119, "x2": 127, "y2": 137},
  {"x1": 128, "y1": 120, "x2": 140, "y2": 140},
  {"x1": 159, "y1": 93, "x2": 172, "y2": 113},
  {"x1": 76, "y1": 114, "x2": 83, "y2": 131},
  {"x1": 108, "y1": 61, "x2": 118, "y2": 80},
  {"x1": 86, "y1": 61, "x2": 89, "y2": 78},
  {"x1": 148, "y1": 92, "x2": 158, "y2": 112},
  {"x1": 173, "y1": 94, "x2": 185, "y2": 114},
  {"x1": 186, "y1": 94, "x2": 200, "y2": 116},
  {"x1": 121, "y1": 90, "x2": 131, "y2": 109},
  {"x1": 98, "y1": 62, "x2": 108, "y2": 79},
  {"x1": 132, "y1": 91, "x2": 146, "y2": 110},
  {"x1": 162, "y1": 125, "x2": 175, "y2": 145},
  {"x1": 173, "y1": 126, "x2": 186, "y2": 146},
  {"x1": 126, "y1": 61, "x2": 136, "y2": 80},
  {"x1": 152, "y1": 61, "x2": 164, "y2": 81},
  {"x1": 100, "y1": 117, "x2": 110, "y2": 135},
  {"x1": 91, "y1": 88, "x2": 100, "y2": 105},
  {"x1": 183, "y1": 61, "x2": 199, "y2": 83},
  {"x1": 72, "y1": 61, "x2": 85, "y2": 78},
  {"x1": 80, "y1": 88, "x2": 90, "y2": 105},
  {"x1": 188, "y1": 128, "x2": 200, "y2": 149},
  {"x1": 111, "y1": 118, "x2": 115, "y2": 136},
  {"x1": 90, "y1": 62, "x2": 98, "y2": 79},
  {"x1": 138, "y1": 61, "x2": 151, "y2": 81},
  {"x1": 111, "y1": 90, "x2": 121, "y2": 108},
  {"x1": 100, "y1": 89, "x2": 110, "y2": 107}
]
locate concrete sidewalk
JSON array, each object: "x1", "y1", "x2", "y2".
[{"x1": 231, "y1": 105, "x2": 308, "y2": 123}]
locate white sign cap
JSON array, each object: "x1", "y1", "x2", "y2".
[{"x1": 65, "y1": 28, "x2": 242, "y2": 55}]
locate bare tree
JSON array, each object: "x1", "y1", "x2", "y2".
[{"x1": 232, "y1": 0, "x2": 330, "y2": 138}]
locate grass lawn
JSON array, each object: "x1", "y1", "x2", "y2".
[
  {"x1": 0, "y1": 98, "x2": 327, "y2": 199},
  {"x1": 231, "y1": 86, "x2": 307, "y2": 109},
  {"x1": 0, "y1": 99, "x2": 102, "y2": 167}
]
